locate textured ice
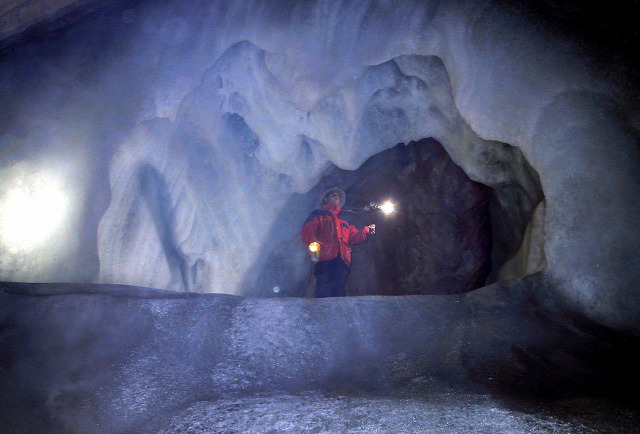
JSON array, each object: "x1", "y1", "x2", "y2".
[
  {"x1": 97, "y1": 42, "x2": 542, "y2": 296},
  {"x1": 2, "y1": 281, "x2": 639, "y2": 432},
  {"x1": 156, "y1": 391, "x2": 638, "y2": 434},
  {"x1": 0, "y1": 0, "x2": 638, "y2": 333}
]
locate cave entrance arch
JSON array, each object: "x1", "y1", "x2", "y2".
[
  {"x1": 220, "y1": 52, "x2": 547, "y2": 298},
  {"x1": 97, "y1": 48, "x2": 546, "y2": 297}
]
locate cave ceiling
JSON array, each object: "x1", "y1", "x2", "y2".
[{"x1": 2, "y1": 0, "x2": 638, "y2": 59}]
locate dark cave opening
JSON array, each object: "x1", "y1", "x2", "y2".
[
  {"x1": 242, "y1": 137, "x2": 544, "y2": 297},
  {"x1": 339, "y1": 138, "x2": 493, "y2": 296}
]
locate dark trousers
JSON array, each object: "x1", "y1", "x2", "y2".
[{"x1": 314, "y1": 256, "x2": 349, "y2": 298}]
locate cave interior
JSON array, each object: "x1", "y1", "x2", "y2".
[{"x1": 1, "y1": 0, "x2": 640, "y2": 432}]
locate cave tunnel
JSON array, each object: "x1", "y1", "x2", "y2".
[
  {"x1": 246, "y1": 136, "x2": 544, "y2": 299},
  {"x1": 1, "y1": 0, "x2": 640, "y2": 432}
]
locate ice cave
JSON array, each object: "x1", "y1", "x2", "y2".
[{"x1": 1, "y1": 0, "x2": 639, "y2": 432}]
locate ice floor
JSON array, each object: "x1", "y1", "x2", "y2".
[{"x1": 154, "y1": 390, "x2": 639, "y2": 433}]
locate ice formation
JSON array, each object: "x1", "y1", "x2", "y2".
[{"x1": 0, "y1": 0, "x2": 638, "y2": 332}]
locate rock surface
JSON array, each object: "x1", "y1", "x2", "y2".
[{"x1": 344, "y1": 139, "x2": 493, "y2": 296}]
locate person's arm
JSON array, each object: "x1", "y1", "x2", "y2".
[{"x1": 348, "y1": 223, "x2": 371, "y2": 245}]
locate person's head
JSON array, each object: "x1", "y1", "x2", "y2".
[
  {"x1": 319, "y1": 187, "x2": 346, "y2": 207},
  {"x1": 323, "y1": 190, "x2": 341, "y2": 205}
]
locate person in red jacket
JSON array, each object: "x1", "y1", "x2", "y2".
[{"x1": 301, "y1": 187, "x2": 374, "y2": 297}]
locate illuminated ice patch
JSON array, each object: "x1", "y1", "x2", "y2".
[{"x1": 0, "y1": 175, "x2": 69, "y2": 254}]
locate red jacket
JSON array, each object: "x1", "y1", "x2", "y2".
[{"x1": 301, "y1": 204, "x2": 370, "y2": 267}]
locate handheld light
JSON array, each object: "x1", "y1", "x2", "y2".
[
  {"x1": 343, "y1": 199, "x2": 397, "y2": 216},
  {"x1": 367, "y1": 200, "x2": 396, "y2": 216},
  {"x1": 380, "y1": 200, "x2": 395, "y2": 216},
  {"x1": 308, "y1": 241, "x2": 321, "y2": 262}
]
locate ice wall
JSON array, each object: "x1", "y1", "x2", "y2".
[
  {"x1": 97, "y1": 42, "x2": 541, "y2": 294},
  {"x1": 0, "y1": 0, "x2": 638, "y2": 332}
]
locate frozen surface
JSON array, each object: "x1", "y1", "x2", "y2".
[
  {"x1": 2, "y1": 280, "x2": 639, "y2": 432},
  {"x1": 156, "y1": 391, "x2": 639, "y2": 434}
]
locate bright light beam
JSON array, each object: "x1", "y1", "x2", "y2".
[
  {"x1": 0, "y1": 175, "x2": 69, "y2": 254},
  {"x1": 380, "y1": 200, "x2": 395, "y2": 216}
]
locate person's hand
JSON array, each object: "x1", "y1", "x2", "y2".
[{"x1": 368, "y1": 224, "x2": 376, "y2": 234}]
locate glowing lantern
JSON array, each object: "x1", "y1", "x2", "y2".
[{"x1": 308, "y1": 241, "x2": 321, "y2": 262}]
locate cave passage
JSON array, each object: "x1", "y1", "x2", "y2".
[{"x1": 243, "y1": 137, "x2": 545, "y2": 298}]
